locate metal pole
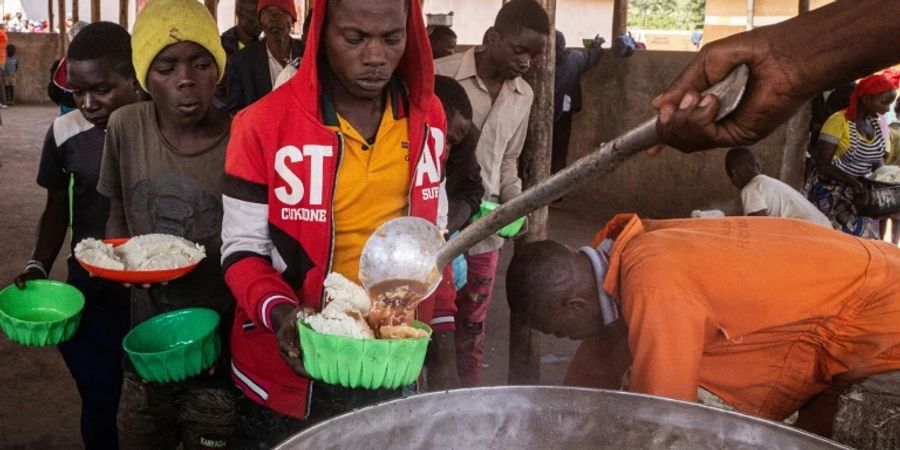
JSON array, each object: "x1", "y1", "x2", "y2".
[
  {"x1": 72, "y1": 0, "x2": 79, "y2": 22},
  {"x1": 508, "y1": 0, "x2": 555, "y2": 386},
  {"x1": 91, "y1": 0, "x2": 100, "y2": 22}
]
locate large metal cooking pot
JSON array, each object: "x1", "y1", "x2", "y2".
[{"x1": 275, "y1": 386, "x2": 847, "y2": 449}]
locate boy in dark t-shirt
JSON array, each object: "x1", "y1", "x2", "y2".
[
  {"x1": 95, "y1": 1, "x2": 237, "y2": 448},
  {"x1": 13, "y1": 22, "x2": 141, "y2": 449}
]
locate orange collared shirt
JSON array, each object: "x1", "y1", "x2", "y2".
[{"x1": 327, "y1": 100, "x2": 410, "y2": 283}]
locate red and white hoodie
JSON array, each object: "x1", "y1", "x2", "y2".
[{"x1": 221, "y1": 0, "x2": 455, "y2": 419}]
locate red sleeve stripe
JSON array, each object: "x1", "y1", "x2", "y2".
[
  {"x1": 260, "y1": 294, "x2": 297, "y2": 330},
  {"x1": 430, "y1": 316, "x2": 455, "y2": 326}
]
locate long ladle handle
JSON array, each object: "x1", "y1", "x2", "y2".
[{"x1": 436, "y1": 64, "x2": 750, "y2": 269}]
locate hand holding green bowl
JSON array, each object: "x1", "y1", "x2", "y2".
[{"x1": 0, "y1": 280, "x2": 85, "y2": 346}]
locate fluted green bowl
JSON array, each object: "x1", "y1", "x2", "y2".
[
  {"x1": 472, "y1": 200, "x2": 526, "y2": 238},
  {"x1": 0, "y1": 280, "x2": 85, "y2": 346},
  {"x1": 299, "y1": 320, "x2": 431, "y2": 389},
  {"x1": 123, "y1": 308, "x2": 221, "y2": 383}
]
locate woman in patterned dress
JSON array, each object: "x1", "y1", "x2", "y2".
[{"x1": 805, "y1": 72, "x2": 898, "y2": 238}]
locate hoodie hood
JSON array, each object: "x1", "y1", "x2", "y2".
[{"x1": 289, "y1": 0, "x2": 435, "y2": 121}]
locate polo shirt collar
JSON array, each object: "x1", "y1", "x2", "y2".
[{"x1": 319, "y1": 77, "x2": 410, "y2": 127}]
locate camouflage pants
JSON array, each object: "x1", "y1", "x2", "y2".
[
  {"x1": 232, "y1": 382, "x2": 405, "y2": 449},
  {"x1": 117, "y1": 372, "x2": 238, "y2": 450},
  {"x1": 455, "y1": 249, "x2": 500, "y2": 387}
]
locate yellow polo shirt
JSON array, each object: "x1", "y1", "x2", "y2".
[{"x1": 327, "y1": 95, "x2": 411, "y2": 283}]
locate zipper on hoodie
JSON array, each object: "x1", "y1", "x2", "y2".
[
  {"x1": 322, "y1": 131, "x2": 344, "y2": 307},
  {"x1": 408, "y1": 123, "x2": 431, "y2": 216},
  {"x1": 411, "y1": 123, "x2": 433, "y2": 322}
]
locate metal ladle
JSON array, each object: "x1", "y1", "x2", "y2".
[{"x1": 359, "y1": 65, "x2": 750, "y2": 300}]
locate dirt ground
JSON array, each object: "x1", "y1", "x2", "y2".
[{"x1": 0, "y1": 105, "x2": 607, "y2": 449}]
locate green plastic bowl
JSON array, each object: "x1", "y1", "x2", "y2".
[
  {"x1": 471, "y1": 200, "x2": 526, "y2": 238},
  {"x1": 0, "y1": 280, "x2": 85, "y2": 346},
  {"x1": 123, "y1": 308, "x2": 221, "y2": 383},
  {"x1": 299, "y1": 320, "x2": 431, "y2": 389}
]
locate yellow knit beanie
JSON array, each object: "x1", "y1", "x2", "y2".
[{"x1": 131, "y1": 0, "x2": 226, "y2": 92}]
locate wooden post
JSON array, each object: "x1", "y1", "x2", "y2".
[
  {"x1": 205, "y1": 0, "x2": 218, "y2": 20},
  {"x1": 781, "y1": 0, "x2": 812, "y2": 188},
  {"x1": 72, "y1": 0, "x2": 79, "y2": 22},
  {"x1": 612, "y1": 0, "x2": 627, "y2": 38},
  {"x1": 48, "y1": 0, "x2": 54, "y2": 35},
  {"x1": 119, "y1": 0, "x2": 128, "y2": 28},
  {"x1": 91, "y1": 0, "x2": 101, "y2": 22},
  {"x1": 58, "y1": 0, "x2": 67, "y2": 57},
  {"x1": 508, "y1": 0, "x2": 555, "y2": 385},
  {"x1": 779, "y1": 103, "x2": 811, "y2": 190}
]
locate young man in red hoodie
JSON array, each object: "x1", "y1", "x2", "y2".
[{"x1": 222, "y1": 0, "x2": 458, "y2": 444}]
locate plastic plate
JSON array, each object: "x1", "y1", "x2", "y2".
[{"x1": 76, "y1": 238, "x2": 203, "y2": 284}]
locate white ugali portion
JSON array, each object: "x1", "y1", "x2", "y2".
[
  {"x1": 74, "y1": 234, "x2": 205, "y2": 271},
  {"x1": 115, "y1": 234, "x2": 206, "y2": 270},
  {"x1": 306, "y1": 273, "x2": 376, "y2": 339},
  {"x1": 306, "y1": 310, "x2": 375, "y2": 339},
  {"x1": 74, "y1": 238, "x2": 125, "y2": 270},
  {"x1": 323, "y1": 272, "x2": 371, "y2": 314}
]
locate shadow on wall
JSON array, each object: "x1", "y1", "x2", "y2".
[{"x1": 565, "y1": 50, "x2": 796, "y2": 220}]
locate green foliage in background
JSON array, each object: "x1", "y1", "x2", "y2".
[{"x1": 629, "y1": 0, "x2": 706, "y2": 30}]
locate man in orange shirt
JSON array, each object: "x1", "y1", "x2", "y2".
[{"x1": 507, "y1": 214, "x2": 900, "y2": 435}]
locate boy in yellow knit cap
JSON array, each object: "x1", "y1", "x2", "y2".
[{"x1": 95, "y1": 0, "x2": 236, "y2": 448}]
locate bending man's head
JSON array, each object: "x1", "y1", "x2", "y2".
[
  {"x1": 506, "y1": 240, "x2": 606, "y2": 340},
  {"x1": 725, "y1": 147, "x2": 760, "y2": 189}
]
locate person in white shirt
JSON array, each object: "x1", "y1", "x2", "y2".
[{"x1": 725, "y1": 147, "x2": 833, "y2": 228}]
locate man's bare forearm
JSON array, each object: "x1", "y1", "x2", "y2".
[
  {"x1": 30, "y1": 190, "x2": 69, "y2": 272},
  {"x1": 769, "y1": 0, "x2": 900, "y2": 97}
]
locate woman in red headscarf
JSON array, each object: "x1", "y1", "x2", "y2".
[{"x1": 805, "y1": 71, "x2": 898, "y2": 238}]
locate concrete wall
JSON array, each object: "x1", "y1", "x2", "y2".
[
  {"x1": 703, "y1": 0, "x2": 834, "y2": 44},
  {"x1": 423, "y1": 0, "x2": 614, "y2": 46},
  {"x1": 554, "y1": 0, "x2": 614, "y2": 45},
  {"x1": 423, "y1": 0, "x2": 502, "y2": 45},
  {"x1": 9, "y1": 0, "x2": 241, "y2": 33},
  {"x1": 565, "y1": 50, "x2": 799, "y2": 219},
  {"x1": 6, "y1": 32, "x2": 59, "y2": 105}
]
